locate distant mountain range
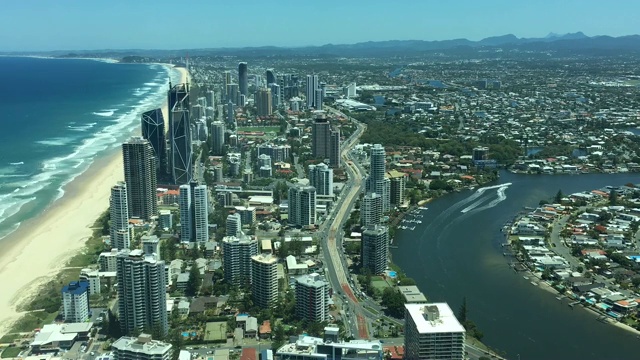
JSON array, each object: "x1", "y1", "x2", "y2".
[{"x1": 5, "y1": 32, "x2": 640, "y2": 58}]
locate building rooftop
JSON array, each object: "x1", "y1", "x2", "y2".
[
  {"x1": 252, "y1": 253, "x2": 278, "y2": 264},
  {"x1": 296, "y1": 273, "x2": 328, "y2": 288},
  {"x1": 111, "y1": 334, "x2": 172, "y2": 355},
  {"x1": 405, "y1": 303, "x2": 466, "y2": 334},
  {"x1": 31, "y1": 323, "x2": 93, "y2": 346}
]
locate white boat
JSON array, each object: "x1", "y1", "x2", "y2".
[{"x1": 410, "y1": 226, "x2": 416, "y2": 230}]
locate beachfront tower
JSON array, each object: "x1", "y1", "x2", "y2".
[
  {"x1": 366, "y1": 144, "x2": 390, "y2": 212},
  {"x1": 251, "y1": 254, "x2": 279, "y2": 308},
  {"x1": 141, "y1": 109, "x2": 167, "y2": 180},
  {"x1": 222, "y1": 236, "x2": 259, "y2": 286},
  {"x1": 404, "y1": 303, "x2": 466, "y2": 360},
  {"x1": 62, "y1": 280, "x2": 90, "y2": 323},
  {"x1": 168, "y1": 83, "x2": 192, "y2": 185},
  {"x1": 238, "y1": 62, "x2": 248, "y2": 97},
  {"x1": 122, "y1": 137, "x2": 158, "y2": 221},
  {"x1": 116, "y1": 249, "x2": 168, "y2": 337},
  {"x1": 110, "y1": 181, "x2": 130, "y2": 250},
  {"x1": 361, "y1": 225, "x2": 389, "y2": 275}
]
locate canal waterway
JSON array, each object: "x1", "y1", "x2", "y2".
[{"x1": 392, "y1": 171, "x2": 640, "y2": 360}]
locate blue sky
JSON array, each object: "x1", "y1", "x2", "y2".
[{"x1": 0, "y1": 0, "x2": 637, "y2": 51}]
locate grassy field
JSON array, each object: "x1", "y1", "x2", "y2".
[
  {"x1": 371, "y1": 276, "x2": 392, "y2": 291},
  {"x1": 0, "y1": 334, "x2": 19, "y2": 344},
  {"x1": 1, "y1": 347, "x2": 22, "y2": 358},
  {"x1": 237, "y1": 126, "x2": 280, "y2": 134}
]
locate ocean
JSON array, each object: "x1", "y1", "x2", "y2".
[{"x1": 0, "y1": 57, "x2": 180, "y2": 240}]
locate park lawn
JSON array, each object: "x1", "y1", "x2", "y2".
[
  {"x1": 371, "y1": 276, "x2": 392, "y2": 291},
  {"x1": 237, "y1": 126, "x2": 280, "y2": 133},
  {"x1": 1, "y1": 347, "x2": 22, "y2": 358}
]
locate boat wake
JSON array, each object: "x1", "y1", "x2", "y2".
[{"x1": 9, "y1": 162, "x2": 24, "y2": 165}]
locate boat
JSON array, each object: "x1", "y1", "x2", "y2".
[{"x1": 410, "y1": 226, "x2": 416, "y2": 230}]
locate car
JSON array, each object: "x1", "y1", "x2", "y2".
[{"x1": 90, "y1": 352, "x2": 95, "y2": 356}]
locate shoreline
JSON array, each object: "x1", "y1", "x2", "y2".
[{"x1": 0, "y1": 64, "x2": 188, "y2": 338}]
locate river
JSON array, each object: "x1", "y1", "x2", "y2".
[{"x1": 392, "y1": 171, "x2": 640, "y2": 360}]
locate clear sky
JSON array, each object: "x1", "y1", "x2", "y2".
[{"x1": 0, "y1": 0, "x2": 637, "y2": 51}]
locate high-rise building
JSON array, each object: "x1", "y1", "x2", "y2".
[
  {"x1": 141, "y1": 109, "x2": 167, "y2": 179},
  {"x1": 329, "y1": 128, "x2": 341, "y2": 168},
  {"x1": 80, "y1": 268, "x2": 101, "y2": 295},
  {"x1": 193, "y1": 184, "x2": 209, "y2": 243},
  {"x1": 110, "y1": 182, "x2": 130, "y2": 250},
  {"x1": 306, "y1": 74, "x2": 318, "y2": 108},
  {"x1": 257, "y1": 144, "x2": 291, "y2": 163},
  {"x1": 142, "y1": 235, "x2": 160, "y2": 258},
  {"x1": 112, "y1": 334, "x2": 172, "y2": 360},
  {"x1": 270, "y1": 83, "x2": 281, "y2": 107},
  {"x1": 360, "y1": 192, "x2": 383, "y2": 227},
  {"x1": 178, "y1": 184, "x2": 191, "y2": 242},
  {"x1": 226, "y1": 84, "x2": 239, "y2": 105},
  {"x1": 226, "y1": 101, "x2": 235, "y2": 124},
  {"x1": 308, "y1": 163, "x2": 333, "y2": 196},
  {"x1": 168, "y1": 83, "x2": 192, "y2": 185},
  {"x1": 116, "y1": 249, "x2": 168, "y2": 337},
  {"x1": 223, "y1": 71, "x2": 231, "y2": 100},
  {"x1": 344, "y1": 82, "x2": 357, "y2": 98},
  {"x1": 251, "y1": 254, "x2": 279, "y2": 308},
  {"x1": 226, "y1": 213, "x2": 242, "y2": 237},
  {"x1": 62, "y1": 281, "x2": 90, "y2": 323},
  {"x1": 266, "y1": 69, "x2": 276, "y2": 85},
  {"x1": 288, "y1": 185, "x2": 316, "y2": 227},
  {"x1": 387, "y1": 170, "x2": 407, "y2": 207},
  {"x1": 122, "y1": 137, "x2": 158, "y2": 221},
  {"x1": 366, "y1": 144, "x2": 389, "y2": 212},
  {"x1": 295, "y1": 273, "x2": 330, "y2": 322},
  {"x1": 206, "y1": 90, "x2": 215, "y2": 110},
  {"x1": 311, "y1": 112, "x2": 330, "y2": 159},
  {"x1": 256, "y1": 88, "x2": 273, "y2": 117},
  {"x1": 210, "y1": 121, "x2": 225, "y2": 156},
  {"x1": 222, "y1": 236, "x2": 259, "y2": 286},
  {"x1": 314, "y1": 88, "x2": 324, "y2": 111},
  {"x1": 238, "y1": 62, "x2": 248, "y2": 97},
  {"x1": 404, "y1": 303, "x2": 466, "y2": 360},
  {"x1": 361, "y1": 225, "x2": 389, "y2": 275},
  {"x1": 235, "y1": 206, "x2": 256, "y2": 226}
]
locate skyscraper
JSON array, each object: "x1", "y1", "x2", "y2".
[
  {"x1": 238, "y1": 62, "x2": 248, "y2": 97},
  {"x1": 222, "y1": 236, "x2": 258, "y2": 286},
  {"x1": 288, "y1": 185, "x2": 316, "y2": 227},
  {"x1": 295, "y1": 273, "x2": 330, "y2": 322},
  {"x1": 404, "y1": 303, "x2": 466, "y2": 360},
  {"x1": 210, "y1": 121, "x2": 225, "y2": 156},
  {"x1": 193, "y1": 184, "x2": 209, "y2": 243},
  {"x1": 308, "y1": 163, "x2": 333, "y2": 196},
  {"x1": 314, "y1": 88, "x2": 324, "y2": 111},
  {"x1": 251, "y1": 254, "x2": 279, "y2": 308},
  {"x1": 388, "y1": 170, "x2": 407, "y2": 207},
  {"x1": 270, "y1": 83, "x2": 281, "y2": 107},
  {"x1": 226, "y1": 213, "x2": 242, "y2": 237},
  {"x1": 311, "y1": 112, "x2": 330, "y2": 159},
  {"x1": 366, "y1": 144, "x2": 390, "y2": 212},
  {"x1": 329, "y1": 128, "x2": 341, "y2": 168},
  {"x1": 306, "y1": 74, "x2": 318, "y2": 108},
  {"x1": 178, "y1": 184, "x2": 191, "y2": 242},
  {"x1": 110, "y1": 181, "x2": 130, "y2": 250},
  {"x1": 361, "y1": 225, "x2": 389, "y2": 275},
  {"x1": 62, "y1": 281, "x2": 90, "y2": 323},
  {"x1": 122, "y1": 137, "x2": 157, "y2": 221},
  {"x1": 168, "y1": 84, "x2": 192, "y2": 185},
  {"x1": 223, "y1": 71, "x2": 231, "y2": 101},
  {"x1": 256, "y1": 88, "x2": 273, "y2": 117},
  {"x1": 116, "y1": 249, "x2": 168, "y2": 337},
  {"x1": 141, "y1": 109, "x2": 167, "y2": 180},
  {"x1": 266, "y1": 69, "x2": 276, "y2": 85},
  {"x1": 360, "y1": 192, "x2": 383, "y2": 227}
]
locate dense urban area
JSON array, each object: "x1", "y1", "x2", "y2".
[{"x1": 4, "y1": 43, "x2": 640, "y2": 360}]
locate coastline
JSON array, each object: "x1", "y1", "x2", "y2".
[{"x1": 0, "y1": 64, "x2": 188, "y2": 338}]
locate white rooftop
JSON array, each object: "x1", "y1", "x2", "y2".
[{"x1": 405, "y1": 303, "x2": 466, "y2": 334}]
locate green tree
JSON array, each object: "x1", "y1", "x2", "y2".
[
  {"x1": 554, "y1": 189, "x2": 564, "y2": 203},
  {"x1": 457, "y1": 297, "x2": 467, "y2": 324},
  {"x1": 185, "y1": 265, "x2": 202, "y2": 297},
  {"x1": 609, "y1": 189, "x2": 618, "y2": 206},
  {"x1": 381, "y1": 287, "x2": 405, "y2": 318}
]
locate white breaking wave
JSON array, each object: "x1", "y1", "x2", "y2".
[
  {"x1": 93, "y1": 110, "x2": 115, "y2": 117},
  {"x1": 9, "y1": 162, "x2": 23, "y2": 165},
  {"x1": 36, "y1": 137, "x2": 75, "y2": 146}
]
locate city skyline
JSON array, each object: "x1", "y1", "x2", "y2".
[{"x1": 0, "y1": 0, "x2": 638, "y2": 51}]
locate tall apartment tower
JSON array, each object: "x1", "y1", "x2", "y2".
[
  {"x1": 311, "y1": 112, "x2": 331, "y2": 159},
  {"x1": 366, "y1": 144, "x2": 390, "y2": 212},
  {"x1": 404, "y1": 303, "x2": 466, "y2": 360},
  {"x1": 223, "y1": 71, "x2": 231, "y2": 100},
  {"x1": 360, "y1": 192, "x2": 383, "y2": 227},
  {"x1": 361, "y1": 225, "x2": 389, "y2": 275},
  {"x1": 210, "y1": 121, "x2": 225, "y2": 156},
  {"x1": 178, "y1": 184, "x2": 191, "y2": 242},
  {"x1": 288, "y1": 185, "x2": 316, "y2": 227},
  {"x1": 116, "y1": 249, "x2": 168, "y2": 337},
  {"x1": 266, "y1": 69, "x2": 276, "y2": 85},
  {"x1": 168, "y1": 83, "x2": 192, "y2": 185},
  {"x1": 141, "y1": 109, "x2": 167, "y2": 180},
  {"x1": 122, "y1": 137, "x2": 157, "y2": 221},
  {"x1": 329, "y1": 128, "x2": 341, "y2": 168},
  {"x1": 387, "y1": 170, "x2": 407, "y2": 207},
  {"x1": 110, "y1": 181, "x2": 130, "y2": 250},
  {"x1": 251, "y1": 254, "x2": 279, "y2": 308},
  {"x1": 222, "y1": 236, "x2": 259, "y2": 286},
  {"x1": 295, "y1": 273, "x2": 330, "y2": 322},
  {"x1": 193, "y1": 184, "x2": 209, "y2": 243},
  {"x1": 238, "y1": 62, "x2": 248, "y2": 97},
  {"x1": 62, "y1": 281, "x2": 90, "y2": 323},
  {"x1": 308, "y1": 163, "x2": 333, "y2": 196},
  {"x1": 314, "y1": 88, "x2": 324, "y2": 111},
  {"x1": 256, "y1": 88, "x2": 273, "y2": 117},
  {"x1": 306, "y1": 74, "x2": 318, "y2": 108},
  {"x1": 226, "y1": 213, "x2": 242, "y2": 237}
]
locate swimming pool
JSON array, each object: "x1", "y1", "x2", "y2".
[{"x1": 388, "y1": 271, "x2": 397, "y2": 278}]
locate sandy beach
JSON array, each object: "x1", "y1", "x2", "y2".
[{"x1": 0, "y1": 65, "x2": 188, "y2": 338}]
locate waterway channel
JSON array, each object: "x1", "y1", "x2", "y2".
[{"x1": 392, "y1": 171, "x2": 640, "y2": 360}]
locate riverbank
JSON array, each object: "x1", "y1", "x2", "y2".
[{"x1": 0, "y1": 64, "x2": 188, "y2": 338}]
